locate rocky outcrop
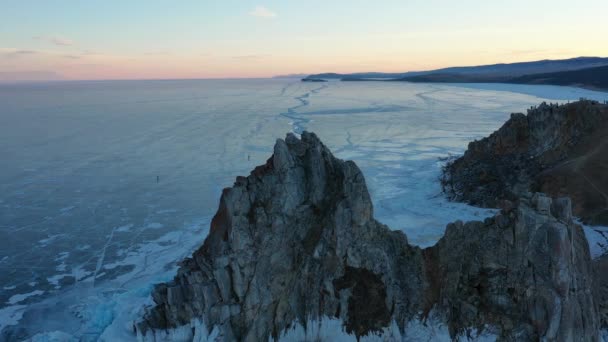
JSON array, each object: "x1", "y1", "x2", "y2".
[
  {"x1": 428, "y1": 194, "x2": 598, "y2": 340},
  {"x1": 137, "y1": 132, "x2": 426, "y2": 341},
  {"x1": 442, "y1": 100, "x2": 608, "y2": 225},
  {"x1": 137, "y1": 132, "x2": 599, "y2": 341}
]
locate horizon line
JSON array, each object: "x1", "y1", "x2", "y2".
[{"x1": 2, "y1": 55, "x2": 607, "y2": 85}]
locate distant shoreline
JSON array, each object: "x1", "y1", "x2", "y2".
[
  {"x1": 303, "y1": 57, "x2": 608, "y2": 93},
  {"x1": 340, "y1": 78, "x2": 608, "y2": 93}
]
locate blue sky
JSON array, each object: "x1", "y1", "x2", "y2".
[{"x1": 1, "y1": 0, "x2": 607, "y2": 79}]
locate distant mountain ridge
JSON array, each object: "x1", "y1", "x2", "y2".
[
  {"x1": 303, "y1": 57, "x2": 608, "y2": 90},
  {"x1": 508, "y1": 65, "x2": 608, "y2": 90},
  {"x1": 416, "y1": 56, "x2": 608, "y2": 77}
]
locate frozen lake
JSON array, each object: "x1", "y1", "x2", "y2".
[{"x1": 1, "y1": 79, "x2": 607, "y2": 340}]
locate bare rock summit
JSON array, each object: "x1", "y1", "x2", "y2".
[{"x1": 137, "y1": 132, "x2": 599, "y2": 341}]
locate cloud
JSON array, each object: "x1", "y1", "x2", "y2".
[
  {"x1": 144, "y1": 51, "x2": 171, "y2": 56},
  {"x1": 249, "y1": 6, "x2": 277, "y2": 18},
  {"x1": 1, "y1": 49, "x2": 39, "y2": 58},
  {"x1": 1, "y1": 48, "x2": 84, "y2": 61},
  {"x1": 232, "y1": 54, "x2": 270, "y2": 60},
  {"x1": 13, "y1": 50, "x2": 37, "y2": 55},
  {"x1": 52, "y1": 37, "x2": 74, "y2": 46},
  {"x1": 80, "y1": 50, "x2": 103, "y2": 56},
  {"x1": 33, "y1": 35, "x2": 74, "y2": 46}
]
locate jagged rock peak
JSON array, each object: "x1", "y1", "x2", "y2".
[
  {"x1": 137, "y1": 132, "x2": 600, "y2": 341},
  {"x1": 137, "y1": 131, "x2": 424, "y2": 341}
]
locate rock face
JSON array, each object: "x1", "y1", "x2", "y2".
[
  {"x1": 594, "y1": 254, "x2": 608, "y2": 328},
  {"x1": 138, "y1": 132, "x2": 599, "y2": 341},
  {"x1": 428, "y1": 194, "x2": 598, "y2": 340},
  {"x1": 442, "y1": 100, "x2": 608, "y2": 225},
  {"x1": 138, "y1": 132, "x2": 426, "y2": 341}
]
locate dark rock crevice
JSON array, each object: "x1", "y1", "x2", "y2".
[{"x1": 333, "y1": 266, "x2": 391, "y2": 339}]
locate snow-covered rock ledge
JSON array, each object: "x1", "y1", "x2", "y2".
[{"x1": 136, "y1": 132, "x2": 599, "y2": 341}]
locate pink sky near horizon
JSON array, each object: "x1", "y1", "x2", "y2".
[
  {"x1": 4, "y1": 47, "x2": 605, "y2": 81},
  {"x1": 2, "y1": 1, "x2": 608, "y2": 80}
]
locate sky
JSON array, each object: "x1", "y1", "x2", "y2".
[{"x1": 1, "y1": 0, "x2": 608, "y2": 80}]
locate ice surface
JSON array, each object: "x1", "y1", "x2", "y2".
[
  {"x1": 0, "y1": 79, "x2": 606, "y2": 340},
  {"x1": 443, "y1": 83, "x2": 608, "y2": 102}
]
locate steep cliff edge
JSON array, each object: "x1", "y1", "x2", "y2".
[
  {"x1": 137, "y1": 132, "x2": 599, "y2": 341},
  {"x1": 442, "y1": 100, "x2": 608, "y2": 225},
  {"x1": 428, "y1": 194, "x2": 597, "y2": 340}
]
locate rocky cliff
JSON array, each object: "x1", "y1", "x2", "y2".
[
  {"x1": 137, "y1": 132, "x2": 599, "y2": 341},
  {"x1": 442, "y1": 100, "x2": 608, "y2": 225},
  {"x1": 428, "y1": 193, "x2": 598, "y2": 340}
]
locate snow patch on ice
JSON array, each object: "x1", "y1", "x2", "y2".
[
  {"x1": 582, "y1": 224, "x2": 608, "y2": 259},
  {"x1": 145, "y1": 222, "x2": 163, "y2": 229},
  {"x1": 47, "y1": 264, "x2": 93, "y2": 289},
  {"x1": 76, "y1": 244, "x2": 91, "y2": 251},
  {"x1": 55, "y1": 252, "x2": 70, "y2": 272},
  {"x1": 38, "y1": 234, "x2": 64, "y2": 247},
  {"x1": 0, "y1": 304, "x2": 26, "y2": 331},
  {"x1": 7, "y1": 290, "x2": 45, "y2": 305},
  {"x1": 60, "y1": 206, "x2": 75, "y2": 213},
  {"x1": 156, "y1": 209, "x2": 178, "y2": 214},
  {"x1": 46, "y1": 275, "x2": 67, "y2": 289},
  {"x1": 116, "y1": 224, "x2": 134, "y2": 233}
]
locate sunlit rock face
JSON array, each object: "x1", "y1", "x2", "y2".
[
  {"x1": 442, "y1": 99, "x2": 608, "y2": 225},
  {"x1": 137, "y1": 132, "x2": 599, "y2": 341}
]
